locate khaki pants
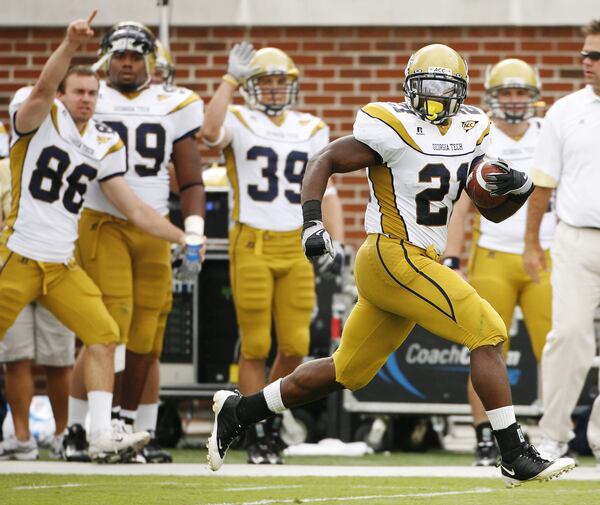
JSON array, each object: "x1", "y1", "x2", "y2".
[{"x1": 539, "y1": 221, "x2": 600, "y2": 452}]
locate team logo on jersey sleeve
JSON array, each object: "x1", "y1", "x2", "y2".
[
  {"x1": 461, "y1": 120, "x2": 478, "y2": 132},
  {"x1": 96, "y1": 135, "x2": 111, "y2": 144}
]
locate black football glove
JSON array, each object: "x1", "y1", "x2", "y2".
[
  {"x1": 485, "y1": 159, "x2": 533, "y2": 198},
  {"x1": 302, "y1": 220, "x2": 334, "y2": 261}
]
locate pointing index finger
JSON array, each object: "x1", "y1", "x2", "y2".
[{"x1": 87, "y1": 9, "x2": 98, "y2": 26}]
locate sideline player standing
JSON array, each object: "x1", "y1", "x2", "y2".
[
  {"x1": 445, "y1": 59, "x2": 555, "y2": 466},
  {"x1": 201, "y1": 42, "x2": 344, "y2": 464},
  {"x1": 524, "y1": 18, "x2": 600, "y2": 463},
  {"x1": 208, "y1": 44, "x2": 575, "y2": 487},
  {"x1": 63, "y1": 21, "x2": 205, "y2": 462},
  {"x1": 0, "y1": 11, "x2": 189, "y2": 462}
]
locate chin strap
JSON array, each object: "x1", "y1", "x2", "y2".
[{"x1": 91, "y1": 53, "x2": 110, "y2": 72}]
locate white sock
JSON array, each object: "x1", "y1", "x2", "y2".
[
  {"x1": 121, "y1": 409, "x2": 137, "y2": 424},
  {"x1": 88, "y1": 391, "x2": 113, "y2": 439},
  {"x1": 67, "y1": 396, "x2": 88, "y2": 427},
  {"x1": 486, "y1": 406, "x2": 516, "y2": 431},
  {"x1": 263, "y1": 378, "x2": 286, "y2": 414},
  {"x1": 135, "y1": 403, "x2": 159, "y2": 433}
]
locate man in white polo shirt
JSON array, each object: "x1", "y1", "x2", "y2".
[{"x1": 524, "y1": 18, "x2": 600, "y2": 463}]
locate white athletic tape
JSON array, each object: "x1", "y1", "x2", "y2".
[{"x1": 114, "y1": 343, "x2": 126, "y2": 373}]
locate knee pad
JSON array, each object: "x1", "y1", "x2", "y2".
[
  {"x1": 240, "y1": 335, "x2": 272, "y2": 360},
  {"x1": 234, "y1": 264, "x2": 271, "y2": 311},
  {"x1": 286, "y1": 262, "x2": 316, "y2": 310}
]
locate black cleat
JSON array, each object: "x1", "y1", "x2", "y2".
[
  {"x1": 500, "y1": 444, "x2": 575, "y2": 488},
  {"x1": 265, "y1": 415, "x2": 284, "y2": 465},
  {"x1": 474, "y1": 440, "x2": 499, "y2": 467},
  {"x1": 61, "y1": 424, "x2": 91, "y2": 462},
  {"x1": 247, "y1": 442, "x2": 270, "y2": 464},
  {"x1": 207, "y1": 390, "x2": 246, "y2": 471},
  {"x1": 140, "y1": 438, "x2": 173, "y2": 463},
  {"x1": 246, "y1": 422, "x2": 271, "y2": 465}
]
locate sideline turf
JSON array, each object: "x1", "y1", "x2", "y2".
[{"x1": 1, "y1": 474, "x2": 596, "y2": 505}]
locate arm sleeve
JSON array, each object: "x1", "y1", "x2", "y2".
[
  {"x1": 9, "y1": 87, "x2": 35, "y2": 138},
  {"x1": 170, "y1": 93, "x2": 204, "y2": 142},
  {"x1": 352, "y1": 107, "x2": 402, "y2": 164},
  {"x1": 474, "y1": 118, "x2": 491, "y2": 160},
  {"x1": 310, "y1": 123, "x2": 329, "y2": 156},
  {"x1": 531, "y1": 109, "x2": 561, "y2": 188},
  {"x1": 98, "y1": 142, "x2": 127, "y2": 182}
]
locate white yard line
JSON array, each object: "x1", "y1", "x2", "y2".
[
  {"x1": 14, "y1": 483, "x2": 87, "y2": 491},
  {"x1": 204, "y1": 487, "x2": 496, "y2": 505},
  {"x1": 0, "y1": 462, "x2": 596, "y2": 481},
  {"x1": 224, "y1": 485, "x2": 303, "y2": 492}
]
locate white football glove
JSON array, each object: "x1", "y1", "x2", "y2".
[
  {"x1": 302, "y1": 220, "x2": 334, "y2": 262},
  {"x1": 315, "y1": 241, "x2": 344, "y2": 279},
  {"x1": 485, "y1": 159, "x2": 533, "y2": 197},
  {"x1": 227, "y1": 41, "x2": 256, "y2": 83}
]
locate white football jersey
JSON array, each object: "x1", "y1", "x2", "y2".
[
  {"x1": 477, "y1": 118, "x2": 556, "y2": 254},
  {"x1": 0, "y1": 120, "x2": 9, "y2": 158},
  {"x1": 224, "y1": 105, "x2": 329, "y2": 231},
  {"x1": 85, "y1": 82, "x2": 204, "y2": 217},
  {"x1": 4, "y1": 87, "x2": 125, "y2": 263},
  {"x1": 354, "y1": 102, "x2": 490, "y2": 254}
]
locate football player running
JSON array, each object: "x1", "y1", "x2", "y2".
[
  {"x1": 0, "y1": 11, "x2": 190, "y2": 463},
  {"x1": 207, "y1": 44, "x2": 575, "y2": 487},
  {"x1": 63, "y1": 21, "x2": 205, "y2": 463},
  {"x1": 445, "y1": 59, "x2": 556, "y2": 466},
  {"x1": 201, "y1": 42, "x2": 344, "y2": 464}
]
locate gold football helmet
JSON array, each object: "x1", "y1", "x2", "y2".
[
  {"x1": 95, "y1": 21, "x2": 157, "y2": 91},
  {"x1": 403, "y1": 44, "x2": 469, "y2": 124},
  {"x1": 240, "y1": 47, "x2": 299, "y2": 116},
  {"x1": 154, "y1": 40, "x2": 175, "y2": 88},
  {"x1": 485, "y1": 58, "x2": 541, "y2": 123}
]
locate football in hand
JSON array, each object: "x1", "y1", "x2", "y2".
[{"x1": 465, "y1": 161, "x2": 508, "y2": 209}]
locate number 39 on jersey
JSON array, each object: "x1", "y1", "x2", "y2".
[{"x1": 223, "y1": 104, "x2": 329, "y2": 232}]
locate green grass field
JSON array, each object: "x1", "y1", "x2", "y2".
[{"x1": 1, "y1": 450, "x2": 596, "y2": 505}]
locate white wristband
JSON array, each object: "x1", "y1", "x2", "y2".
[
  {"x1": 263, "y1": 378, "x2": 286, "y2": 414},
  {"x1": 202, "y1": 126, "x2": 226, "y2": 147},
  {"x1": 184, "y1": 215, "x2": 205, "y2": 236}
]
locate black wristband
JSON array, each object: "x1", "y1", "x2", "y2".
[
  {"x1": 302, "y1": 199, "x2": 322, "y2": 223},
  {"x1": 442, "y1": 256, "x2": 460, "y2": 270}
]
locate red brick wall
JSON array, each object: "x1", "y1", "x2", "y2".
[{"x1": 0, "y1": 25, "x2": 586, "y2": 249}]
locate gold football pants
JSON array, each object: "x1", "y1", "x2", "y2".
[
  {"x1": 333, "y1": 234, "x2": 507, "y2": 391},
  {"x1": 229, "y1": 222, "x2": 315, "y2": 360},
  {"x1": 0, "y1": 245, "x2": 119, "y2": 346},
  {"x1": 77, "y1": 208, "x2": 172, "y2": 357},
  {"x1": 468, "y1": 245, "x2": 551, "y2": 361}
]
